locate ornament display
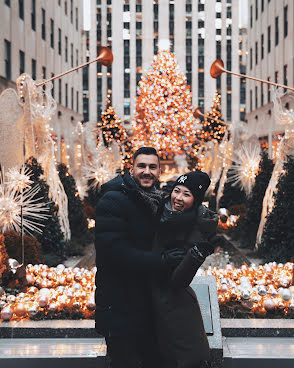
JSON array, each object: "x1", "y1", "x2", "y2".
[{"x1": 205, "y1": 262, "x2": 294, "y2": 317}]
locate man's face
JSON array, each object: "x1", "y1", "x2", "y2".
[{"x1": 130, "y1": 154, "x2": 161, "y2": 188}]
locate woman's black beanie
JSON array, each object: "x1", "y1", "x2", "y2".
[{"x1": 172, "y1": 170, "x2": 211, "y2": 203}]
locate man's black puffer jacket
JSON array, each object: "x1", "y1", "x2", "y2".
[{"x1": 95, "y1": 173, "x2": 164, "y2": 337}]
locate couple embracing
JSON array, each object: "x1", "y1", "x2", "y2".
[{"x1": 95, "y1": 147, "x2": 218, "y2": 368}]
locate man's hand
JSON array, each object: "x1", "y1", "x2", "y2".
[{"x1": 162, "y1": 248, "x2": 186, "y2": 272}]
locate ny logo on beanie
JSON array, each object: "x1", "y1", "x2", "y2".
[{"x1": 178, "y1": 175, "x2": 187, "y2": 184}]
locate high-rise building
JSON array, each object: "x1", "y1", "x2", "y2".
[
  {"x1": 85, "y1": 0, "x2": 242, "y2": 127},
  {"x1": 246, "y1": 0, "x2": 294, "y2": 155},
  {"x1": 0, "y1": 0, "x2": 85, "y2": 162}
]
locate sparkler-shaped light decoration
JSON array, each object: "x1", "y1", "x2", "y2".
[
  {"x1": 6, "y1": 166, "x2": 33, "y2": 193},
  {"x1": 0, "y1": 168, "x2": 49, "y2": 235},
  {"x1": 228, "y1": 139, "x2": 261, "y2": 196}
]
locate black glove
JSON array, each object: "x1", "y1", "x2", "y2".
[
  {"x1": 161, "y1": 248, "x2": 186, "y2": 272},
  {"x1": 191, "y1": 241, "x2": 214, "y2": 260}
]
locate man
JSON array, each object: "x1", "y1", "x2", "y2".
[{"x1": 95, "y1": 147, "x2": 184, "y2": 368}]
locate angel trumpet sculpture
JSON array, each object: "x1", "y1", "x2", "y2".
[
  {"x1": 193, "y1": 107, "x2": 228, "y2": 125},
  {"x1": 36, "y1": 46, "x2": 113, "y2": 88},
  {"x1": 210, "y1": 59, "x2": 294, "y2": 92}
]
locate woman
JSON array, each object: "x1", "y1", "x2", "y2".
[{"x1": 152, "y1": 170, "x2": 218, "y2": 368}]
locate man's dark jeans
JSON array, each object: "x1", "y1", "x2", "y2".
[{"x1": 105, "y1": 335, "x2": 163, "y2": 368}]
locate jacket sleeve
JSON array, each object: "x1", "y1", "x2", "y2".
[
  {"x1": 95, "y1": 191, "x2": 163, "y2": 274},
  {"x1": 169, "y1": 243, "x2": 211, "y2": 289}
]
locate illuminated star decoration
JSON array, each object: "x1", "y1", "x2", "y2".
[
  {"x1": 84, "y1": 143, "x2": 120, "y2": 190},
  {"x1": 132, "y1": 50, "x2": 197, "y2": 160},
  {"x1": 0, "y1": 167, "x2": 49, "y2": 235},
  {"x1": 228, "y1": 140, "x2": 261, "y2": 196},
  {"x1": 6, "y1": 166, "x2": 33, "y2": 193}
]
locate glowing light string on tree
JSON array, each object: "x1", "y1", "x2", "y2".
[{"x1": 132, "y1": 50, "x2": 197, "y2": 159}]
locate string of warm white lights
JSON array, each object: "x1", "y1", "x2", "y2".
[{"x1": 132, "y1": 50, "x2": 196, "y2": 159}]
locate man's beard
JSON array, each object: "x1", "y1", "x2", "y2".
[{"x1": 132, "y1": 175, "x2": 157, "y2": 191}]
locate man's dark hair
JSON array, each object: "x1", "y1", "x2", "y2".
[{"x1": 133, "y1": 146, "x2": 160, "y2": 164}]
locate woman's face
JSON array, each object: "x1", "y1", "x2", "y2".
[{"x1": 171, "y1": 185, "x2": 195, "y2": 211}]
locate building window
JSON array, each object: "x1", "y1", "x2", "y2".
[
  {"x1": 58, "y1": 29, "x2": 62, "y2": 55},
  {"x1": 267, "y1": 77, "x2": 271, "y2": 103},
  {"x1": 250, "y1": 5, "x2": 253, "y2": 28},
  {"x1": 51, "y1": 73, "x2": 55, "y2": 98},
  {"x1": 76, "y1": 49, "x2": 78, "y2": 67},
  {"x1": 267, "y1": 26, "x2": 271, "y2": 53},
  {"x1": 284, "y1": 6, "x2": 288, "y2": 38},
  {"x1": 31, "y1": 58, "x2": 36, "y2": 80},
  {"x1": 71, "y1": 87, "x2": 74, "y2": 110},
  {"x1": 255, "y1": 42, "x2": 258, "y2": 65},
  {"x1": 227, "y1": 93, "x2": 231, "y2": 121},
  {"x1": 124, "y1": 103, "x2": 130, "y2": 116},
  {"x1": 65, "y1": 84, "x2": 68, "y2": 107},
  {"x1": 42, "y1": 66, "x2": 46, "y2": 79},
  {"x1": 65, "y1": 1, "x2": 68, "y2": 15},
  {"x1": 65, "y1": 36, "x2": 68, "y2": 62},
  {"x1": 250, "y1": 90, "x2": 252, "y2": 112},
  {"x1": 275, "y1": 71, "x2": 278, "y2": 83},
  {"x1": 261, "y1": 34, "x2": 264, "y2": 59},
  {"x1": 262, "y1": 0, "x2": 264, "y2": 12},
  {"x1": 31, "y1": 0, "x2": 36, "y2": 31},
  {"x1": 76, "y1": 91, "x2": 79, "y2": 112},
  {"x1": 250, "y1": 48, "x2": 252, "y2": 70},
  {"x1": 19, "y1": 0, "x2": 24, "y2": 20},
  {"x1": 41, "y1": 8, "x2": 46, "y2": 40},
  {"x1": 275, "y1": 16, "x2": 279, "y2": 46},
  {"x1": 255, "y1": 0, "x2": 258, "y2": 20},
  {"x1": 75, "y1": 7, "x2": 78, "y2": 31},
  {"x1": 261, "y1": 85, "x2": 264, "y2": 106},
  {"x1": 19, "y1": 50, "x2": 25, "y2": 74},
  {"x1": 4, "y1": 40, "x2": 11, "y2": 79},
  {"x1": 283, "y1": 64, "x2": 288, "y2": 93},
  {"x1": 198, "y1": 72, "x2": 204, "y2": 98},
  {"x1": 169, "y1": 1, "x2": 174, "y2": 52},
  {"x1": 70, "y1": 0, "x2": 73, "y2": 23},
  {"x1": 59, "y1": 79, "x2": 62, "y2": 104},
  {"x1": 5, "y1": 0, "x2": 10, "y2": 7},
  {"x1": 50, "y1": 19, "x2": 54, "y2": 48},
  {"x1": 70, "y1": 43, "x2": 73, "y2": 67}
]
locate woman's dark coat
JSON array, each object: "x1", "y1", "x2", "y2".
[
  {"x1": 152, "y1": 203, "x2": 218, "y2": 367},
  {"x1": 95, "y1": 173, "x2": 164, "y2": 337}
]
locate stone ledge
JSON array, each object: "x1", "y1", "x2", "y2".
[
  {"x1": 1, "y1": 318, "x2": 294, "y2": 338},
  {"x1": 221, "y1": 318, "x2": 294, "y2": 337}
]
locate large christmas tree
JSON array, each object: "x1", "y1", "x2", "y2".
[
  {"x1": 197, "y1": 91, "x2": 226, "y2": 143},
  {"x1": 132, "y1": 50, "x2": 196, "y2": 160},
  {"x1": 238, "y1": 151, "x2": 274, "y2": 248},
  {"x1": 259, "y1": 155, "x2": 294, "y2": 262},
  {"x1": 98, "y1": 95, "x2": 128, "y2": 148}
]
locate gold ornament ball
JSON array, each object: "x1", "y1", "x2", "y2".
[{"x1": 14, "y1": 303, "x2": 27, "y2": 317}]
